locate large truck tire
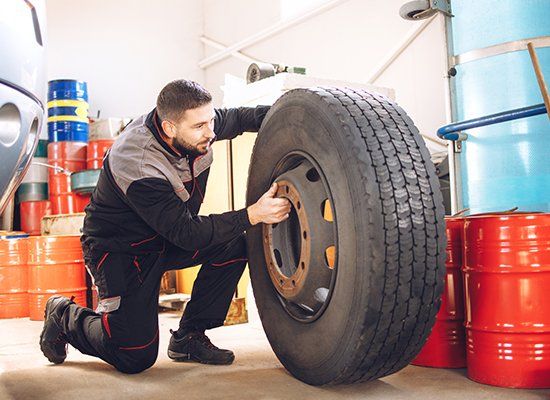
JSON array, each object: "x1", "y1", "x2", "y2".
[{"x1": 246, "y1": 87, "x2": 446, "y2": 385}]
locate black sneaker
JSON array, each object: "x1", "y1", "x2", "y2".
[
  {"x1": 39, "y1": 295, "x2": 73, "y2": 364},
  {"x1": 167, "y1": 330, "x2": 235, "y2": 365}
]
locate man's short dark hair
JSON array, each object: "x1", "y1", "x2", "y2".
[{"x1": 156, "y1": 79, "x2": 212, "y2": 122}]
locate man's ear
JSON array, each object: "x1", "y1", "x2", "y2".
[{"x1": 161, "y1": 120, "x2": 175, "y2": 138}]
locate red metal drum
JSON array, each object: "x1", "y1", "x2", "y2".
[
  {"x1": 28, "y1": 235, "x2": 87, "y2": 321},
  {"x1": 86, "y1": 139, "x2": 114, "y2": 169},
  {"x1": 75, "y1": 193, "x2": 91, "y2": 212},
  {"x1": 20, "y1": 200, "x2": 52, "y2": 235},
  {"x1": 412, "y1": 217, "x2": 466, "y2": 368},
  {"x1": 463, "y1": 213, "x2": 550, "y2": 388},
  {"x1": 47, "y1": 142, "x2": 87, "y2": 177},
  {"x1": 49, "y1": 173, "x2": 77, "y2": 214},
  {"x1": 0, "y1": 235, "x2": 29, "y2": 318}
]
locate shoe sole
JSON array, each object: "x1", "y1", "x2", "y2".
[
  {"x1": 39, "y1": 296, "x2": 67, "y2": 364},
  {"x1": 167, "y1": 349, "x2": 234, "y2": 365}
]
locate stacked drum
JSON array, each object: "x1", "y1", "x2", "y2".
[
  {"x1": 87, "y1": 139, "x2": 114, "y2": 170},
  {"x1": 47, "y1": 79, "x2": 89, "y2": 214},
  {"x1": 48, "y1": 141, "x2": 87, "y2": 214},
  {"x1": 17, "y1": 140, "x2": 51, "y2": 235},
  {"x1": 413, "y1": 211, "x2": 550, "y2": 389},
  {"x1": 27, "y1": 235, "x2": 87, "y2": 321},
  {"x1": 412, "y1": 217, "x2": 466, "y2": 368},
  {"x1": 463, "y1": 213, "x2": 550, "y2": 388},
  {"x1": 0, "y1": 233, "x2": 29, "y2": 319},
  {"x1": 2, "y1": 79, "x2": 119, "y2": 321},
  {"x1": 71, "y1": 129, "x2": 115, "y2": 204},
  {"x1": 47, "y1": 79, "x2": 89, "y2": 142},
  {"x1": 0, "y1": 233, "x2": 88, "y2": 321}
]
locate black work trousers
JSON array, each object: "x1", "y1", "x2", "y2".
[{"x1": 60, "y1": 235, "x2": 247, "y2": 374}]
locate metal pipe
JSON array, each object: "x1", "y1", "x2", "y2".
[
  {"x1": 421, "y1": 133, "x2": 447, "y2": 147},
  {"x1": 200, "y1": 36, "x2": 260, "y2": 64},
  {"x1": 437, "y1": 103, "x2": 548, "y2": 140},
  {"x1": 367, "y1": 15, "x2": 437, "y2": 84},
  {"x1": 31, "y1": 161, "x2": 72, "y2": 175},
  {"x1": 440, "y1": 10, "x2": 460, "y2": 214},
  {"x1": 198, "y1": 0, "x2": 350, "y2": 69}
]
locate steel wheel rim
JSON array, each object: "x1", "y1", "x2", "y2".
[{"x1": 262, "y1": 151, "x2": 338, "y2": 322}]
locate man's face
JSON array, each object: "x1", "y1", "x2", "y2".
[{"x1": 165, "y1": 102, "x2": 216, "y2": 157}]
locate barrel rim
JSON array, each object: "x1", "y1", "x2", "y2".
[
  {"x1": 464, "y1": 211, "x2": 547, "y2": 221},
  {"x1": 48, "y1": 79, "x2": 88, "y2": 86},
  {"x1": 0, "y1": 231, "x2": 29, "y2": 239}
]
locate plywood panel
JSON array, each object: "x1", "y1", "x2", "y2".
[
  {"x1": 200, "y1": 140, "x2": 230, "y2": 214},
  {"x1": 231, "y1": 132, "x2": 258, "y2": 210}
]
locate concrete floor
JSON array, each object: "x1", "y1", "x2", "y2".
[{"x1": 1, "y1": 308, "x2": 549, "y2": 400}]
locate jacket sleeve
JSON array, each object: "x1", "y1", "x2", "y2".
[
  {"x1": 214, "y1": 106, "x2": 270, "y2": 140},
  {"x1": 125, "y1": 177, "x2": 252, "y2": 251}
]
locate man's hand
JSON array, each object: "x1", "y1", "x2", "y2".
[{"x1": 247, "y1": 182, "x2": 291, "y2": 225}]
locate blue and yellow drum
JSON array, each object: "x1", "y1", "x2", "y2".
[{"x1": 47, "y1": 80, "x2": 89, "y2": 142}]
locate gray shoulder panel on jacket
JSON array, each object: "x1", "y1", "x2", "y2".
[{"x1": 108, "y1": 115, "x2": 167, "y2": 194}]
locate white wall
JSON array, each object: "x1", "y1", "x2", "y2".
[
  {"x1": 46, "y1": 0, "x2": 204, "y2": 118},
  {"x1": 46, "y1": 0, "x2": 449, "y2": 149},
  {"x1": 202, "y1": 0, "x2": 448, "y2": 150}
]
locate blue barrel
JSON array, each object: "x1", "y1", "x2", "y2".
[
  {"x1": 47, "y1": 80, "x2": 89, "y2": 142},
  {"x1": 451, "y1": 1, "x2": 550, "y2": 214},
  {"x1": 47, "y1": 121, "x2": 89, "y2": 142}
]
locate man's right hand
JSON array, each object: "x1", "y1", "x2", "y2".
[{"x1": 247, "y1": 182, "x2": 291, "y2": 226}]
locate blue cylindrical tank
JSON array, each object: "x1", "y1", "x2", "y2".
[
  {"x1": 451, "y1": 1, "x2": 550, "y2": 214},
  {"x1": 47, "y1": 80, "x2": 89, "y2": 142}
]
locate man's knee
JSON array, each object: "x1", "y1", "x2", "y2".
[{"x1": 112, "y1": 351, "x2": 158, "y2": 374}]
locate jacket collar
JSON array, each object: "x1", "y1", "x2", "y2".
[{"x1": 145, "y1": 108, "x2": 185, "y2": 159}]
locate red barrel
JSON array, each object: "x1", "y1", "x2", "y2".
[
  {"x1": 20, "y1": 200, "x2": 52, "y2": 235},
  {"x1": 47, "y1": 142, "x2": 87, "y2": 176},
  {"x1": 0, "y1": 235, "x2": 29, "y2": 318},
  {"x1": 49, "y1": 173, "x2": 77, "y2": 214},
  {"x1": 463, "y1": 213, "x2": 550, "y2": 388},
  {"x1": 75, "y1": 193, "x2": 91, "y2": 213},
  {"x1": 48, "y1": 142, "x2": 87, "y2": 215},
  {"x1": 412, "y1": 217, "x2": 466, "y2": 368},
  {"x1": 28, "y1": 236, "x2": 87, "y2": 321},
  {"x1": 87, "y1": 139, "x2": 114, "y2": 169}
]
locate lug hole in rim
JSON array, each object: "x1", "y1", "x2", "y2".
[
  {"x1": 274, "y1": 249, "x2": 283, "y2": 268},
  {"x1": 306, "y1": 167, "x2": 320, "y2": 182}
]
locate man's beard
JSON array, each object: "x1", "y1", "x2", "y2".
[{"x1": 173, "y1": 137, "x2": 206, "y2": 157}]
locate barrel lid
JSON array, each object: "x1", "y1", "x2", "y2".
[
  {"x1": 71, "y1": 169, "x2": 100, "y2": 194},
  {"x1": 48, "y1": 79, "x2": 88, "y2": 85},
  {"x1": 465, "y1": 211, "x2": 546, "y2": 220},
  {"x1": 16, "y1": 182, "x2": 49, "y2": 204},
  {"x1": 27, "y1": 234, "x2": 81, "y2": 245}
]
